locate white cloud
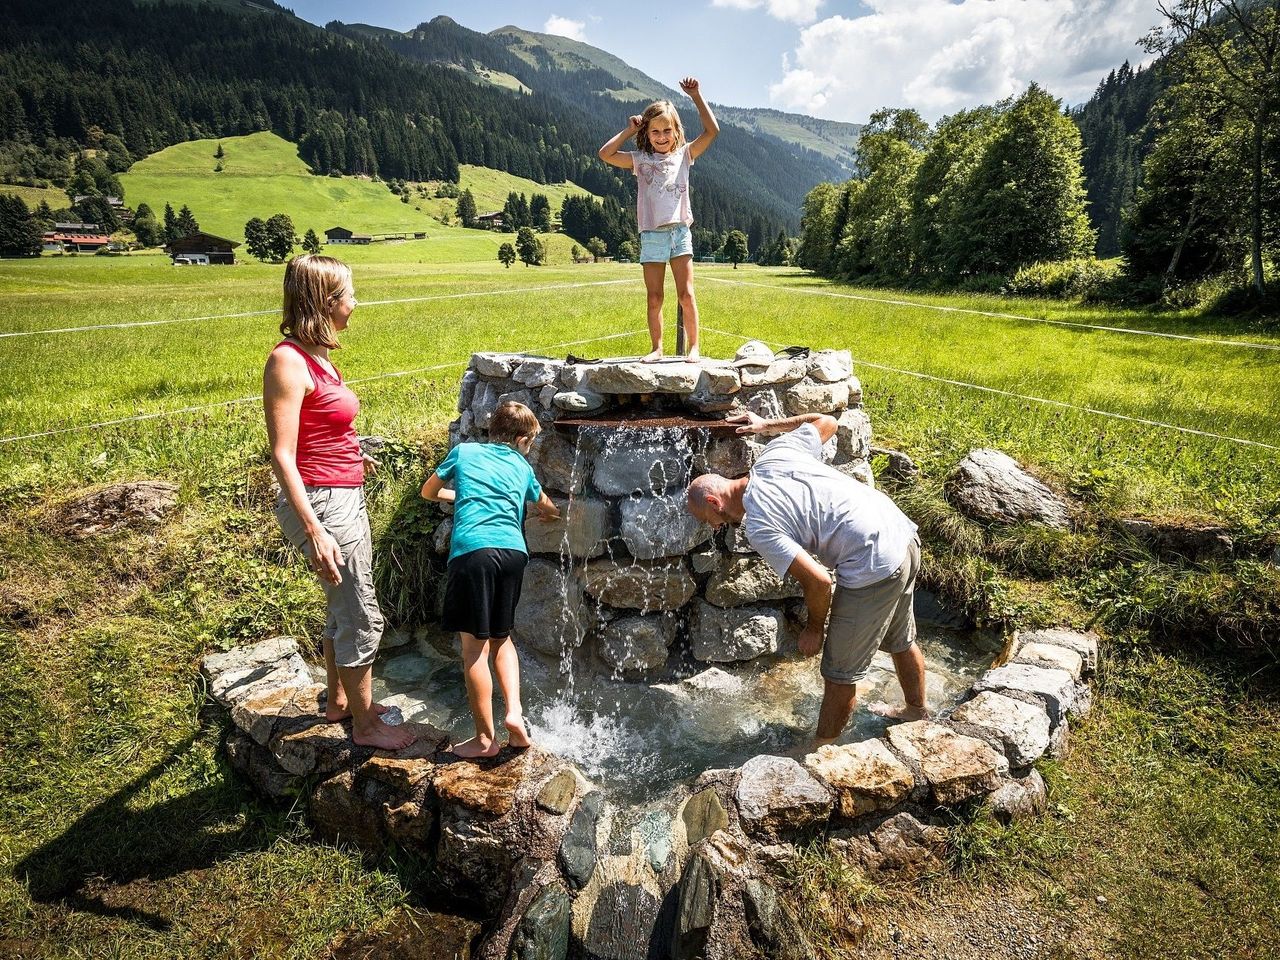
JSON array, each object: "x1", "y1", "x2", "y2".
[
  {"x1": 543, "y1": 15, "x2": 587, "y2": 42},
  {"x1": 768, "y1": 0, "x2": 1162, "y2": 122},
  {"x1": 712, "y1": 0, "x2": 825, "y2": 26}
]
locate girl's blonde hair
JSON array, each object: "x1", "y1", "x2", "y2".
[
  {"x1": 635, "y1": 100, "x2": 686, "y2": 154},
  {"x1": 280, "y1": 254, "x2": 352, "y2": 349}
]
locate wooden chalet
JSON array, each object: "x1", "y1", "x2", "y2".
[
  {"x1": 43, "y1": 231, "x2": 111, "y2": 253},
  {"x1": 324, "y1": 226, "x2": 372, "y2": 245},
  {"x1": 474, "y1": 211, "x2": 504, "y2": 230},
  {"x1": 166, "y1": 231, "x2": 239, "y2": 265}
]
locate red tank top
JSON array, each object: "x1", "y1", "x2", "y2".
[{"x1": 277, "y1": 341, "x2": 364, "y2": 487}]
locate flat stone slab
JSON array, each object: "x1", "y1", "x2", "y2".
[
  {"x1": 735, "y1": 754, "x2": 833, "y2": 840},
  {"x1": 803, "y1": 740, "x2": 916, "y2": 818},
  {"x1": 1016, "y1": 628, "x2": 1099, "y2": 675},
  {"x1": 971, "y1": 662, "x2": 1080, "y2": 726},
  {"x1": 201, "y1": 637, "x2": 313, "y2": 706},
  {"x1": 1014, "y1": 641, "x2": 1084, "y2": 679},
  {"x1": 807, "y1": 349, "x2": 853, "y2": 383},
  {"x1": 885, "y1": 721, "x2": 1008, "y2": 805},
  {"x1": 946, "y1": 448, "x2": 1071, "y2": 528},
  {"x1": 434, "y1": 748, "x2": 550, "y2": 818},
  {"x1": 523, "y1": 496, "x2": 611, "y2": 557},
  {"x1": 583, "y1": 558, "x2": 695, "y2": 612},
  {"x1": 951, "y1": 691, "x2": 1051, "y2": 767},
  {"x1": 578, "y1": 360, "x2": 702, "y2": 394},
  {"x1": 230, "y1": 683, "x2": 327, "y2": 746}
]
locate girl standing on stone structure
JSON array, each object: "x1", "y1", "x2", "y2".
[
  {"x1": 263, "y1": 254, "x2": 415, "y2": 751},
  {"x1": 599, "y1": 78, "x2": 719, "y2": 362}
]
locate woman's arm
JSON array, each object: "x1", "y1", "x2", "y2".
[
  {"x1": 420, "y1": 472, "x2": 456, "y2": 503},
  {"x1": 263, "y1": 348, "x2": 345, "y2": 586},
  {"x1": 681, "y1": 78, "x2": 720, "y2": 160},
  {"x1": 599, "y1": 116, "x2": 642, "y2": 169}
]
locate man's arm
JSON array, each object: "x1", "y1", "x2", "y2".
[
  {"x1": 788, "y1": 550, "x2": 833, "y2": 658},
  {"x1": 728, "y1": 410, "x2": 838, "y2": 443}
]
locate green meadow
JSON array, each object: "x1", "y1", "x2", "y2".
[{"x1": 1, "y1": 251, "x2": 1278, "y2": 958}]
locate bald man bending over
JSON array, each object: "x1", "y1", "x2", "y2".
[{"x1": 687, "y1": 410, "x2": 928, "y2": 747}]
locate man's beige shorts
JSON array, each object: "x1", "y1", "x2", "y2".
[
  {"x1": 275, "y1": 486, "x2": 384, "y2": 668},
  {"x1": 822, "y1": 538, "x2": 921, "y2": 685}
]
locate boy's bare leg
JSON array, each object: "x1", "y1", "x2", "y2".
[
  {"x1": 813, "y1": 679, "x2": 858, "y2": 748},
  {"x1": 453, "y1": 632, "x2": 501, "y2": 758},
  {"x1": 323, "y1": 635, "x2": 390, "y2": 721},
  {"x1": 641, "y1": 261, "x2": 666, "y2": 361},
  {"x1": 492, "y1": 636, "x2": 532, "y2": 748},
  {"x1": 869, "y1": 644, "x2": 931, "y2": 720},
  {"x1": 337, "y1": 663, "x2": 416, "y2": 750},
  {"x1": 670, "y1": 254, "x2": 699, "y2": 360}
]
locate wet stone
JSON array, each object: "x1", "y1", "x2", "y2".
[
  {"x1": 523, "y1": 496, "x2": 611, "y2": 557},
  {"x1": 682, "y1": 788, "x2": 730, "y2": 846},
  {"x1": 530, "y1": 429, "x2": 596, "y2": 495},
  {"x1": 599, "y1": 614, "x2": 676, "y2": 674},
  {"x1": 559, "y1": 790, "x2": 603, "y2": 889},
  {"x1": 586, "y1": 882, "x2": 663, "y2": 960},
  {"x1": 620, "y1": 494, "x2": 714, "y2": 561},
  {"x1": 735, "y1": 754, "x2": 833, "y2": 841},
  {"x1": 583, "y1": 559, "x2": 696, "y2": 612},
  {"x1": 885, "y1": 721, "x2": 1008, "y2": 805},
  {"x1": 690, "y1": 601, "x2": 783, "y2": 663},
  {"x1": 512, "y1": 881, "x2": 572, "y2": 960},
  {"x1": 803, "y1": 740, "x2": 916, "y2": 819},
  {"x1": 704, "y1": 556, "x2": 803, "y2": 607},
  {"x1": 638, "y1": 810, "x2": 673, "y2": 872},
  {"x1": 513, "y1": 560, "x2": 588, "y2": 657},
  {"x1": 537, "y1": 768, "x2": 579, "y2": 815},
  {"x1": 592, "y1": 445, "x2": 691, "y2": 496}
]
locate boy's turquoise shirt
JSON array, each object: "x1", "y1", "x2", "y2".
[{"x1": 436, "y1": 442, "x2": 542, "y2": 562}]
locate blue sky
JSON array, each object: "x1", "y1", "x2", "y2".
[{"x1": 284, "y1": 1, "x2": 1163, "y2": 122}]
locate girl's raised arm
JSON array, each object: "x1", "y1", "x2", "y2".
[
  {"x1": 681, "y1": 78, "x2": 719, "y2": 160},
  {"x1": 599, "y1": 116, "x2": 642, "y2": 169}
]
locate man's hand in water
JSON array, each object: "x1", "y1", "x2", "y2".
[{"x1": 797, "y1": 624, "x2": 824, "y2": 657}]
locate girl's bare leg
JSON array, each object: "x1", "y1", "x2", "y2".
[
  {"x1": 452, "y1": 632, "x2": 500, "y2": 758},
  {"x1": 492, "y1": 636, "x2": 532, "y2": 747},
  {"x1": 642, "y1": 261, "x2": 667, "y2": 361},
  {"x1": 670, "y1": 255, "x2": 699, "y2": 360}
]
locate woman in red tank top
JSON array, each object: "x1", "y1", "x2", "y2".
[{"x1": 263, "y1": 255, "x2": 415, "y2": 751}]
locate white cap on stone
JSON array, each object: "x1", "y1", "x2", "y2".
[{"x1": 732, "y1": 340, "x2": 774, "y2": 368}]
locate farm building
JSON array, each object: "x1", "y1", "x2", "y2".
[
  {"x1": 42, "y1": 231, "x2": 111, "y2": 253},
  {"x1": 324, "y1": 227, "x2": 372, "y2": 245},
  {"x1": 166, "y1": 232, "x2": 239, "y2": 265},
  {"x1": 474, "y1": 211, "x2": 504, "y2": 230}
]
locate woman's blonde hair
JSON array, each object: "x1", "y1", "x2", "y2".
[
  {"x1": 635, "y1": 100, "x2": 686, "y2": 154},
  {"x1": 280, "y1": 254, "x2": 352, "y2": 349}
]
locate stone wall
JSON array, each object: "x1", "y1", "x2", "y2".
[{"x1": 436, "y1": 350, "x2": 871, "y2": 676}]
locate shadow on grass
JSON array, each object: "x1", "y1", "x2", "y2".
[{"x1": 12, "y1": 728, "x2": 263, "y2": 931}]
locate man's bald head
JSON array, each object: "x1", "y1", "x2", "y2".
[{"x1": 686, "y1": 473, "x2": 746, "y2": 527}]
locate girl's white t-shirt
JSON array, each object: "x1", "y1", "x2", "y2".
[{"x1": 628, "y1": 144, "x2": 694, "y2": 232}]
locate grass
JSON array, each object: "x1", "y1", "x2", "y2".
[
  {"x1": 0, "y1": 184, "x2": 67, "y2": 211},
  {"x1": 1, "y1": 253, "x2": 1278, "y2": 957}
]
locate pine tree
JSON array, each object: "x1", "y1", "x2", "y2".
[
  {"x1": 163, "y1": 203, "x2": 178, "y2": 244},
  {"x1": 0, "y1": 196, "x2": 43, "y2": 257},
  {"x1": 175, "y1": 205, "x2": 200, "y2": 239},
  {"x1": 530, "y1": 193, "x2": 552, "y2": 232},
  {"x1": 515, "y1": 226, "x2": 539, "y2": 267},
  {"x1": 498, "y1": 242, "x2": 516, "y2": 268},
  {"x1": 456, "y1": 188, "x2": 477, "y2": 228},
  {"x1": 302, "y1": 228, "x2": 322, "y2": 255}
]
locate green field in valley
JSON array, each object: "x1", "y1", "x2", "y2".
[{"x1": 1, "y1": 252, "x2": 1277, "y2": 958}]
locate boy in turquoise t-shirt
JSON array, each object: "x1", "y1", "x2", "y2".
[{"x1": 421, "y1": 401, "x2": 559, "y2": 758}]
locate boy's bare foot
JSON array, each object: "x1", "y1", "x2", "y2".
[
  {"x1": 325, "y1": 701, "x2": 391, "y2": 723},
  {"x1": 641, "y1": 348, "x2": 663, "y2": 363},
  {"x1": 868, "y1": 701, "x2": 931, "y2": 721},
  {"x1": 685, "y1": 347, "x2": 700, "y2": 361},
  {"x1": 449, "y1": 735, "x2": 501, "y2": 759},
  {"x1": 504, "y1": 712, "x2": 533, "y2": 748},
  {"x1": 352, "y1": 718, "x2": 417, "y2": 750}
]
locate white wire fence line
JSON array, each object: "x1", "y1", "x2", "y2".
[
  {"x1": 702, "y1": 276, "x2": 1280, "y2": 353},
  {"x1": 0, "y1": 329, "x2": 640, "y2": 446},
  {"x1": 699, "y1": 324, "x2": 1280, "y2": 453},
  {"x1": 0, "y1": 278, "x2": 642, "y2": 339}
]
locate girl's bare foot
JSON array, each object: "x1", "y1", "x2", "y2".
[
  {"x1": 868, "y1": 701, "x2": 931, "y2": 721},
  {"x1": 352, "y1": 718, "x2": 417, "y2": 750},
  {"x1": 504, "y1": 712, "x2": 533, "y2": 748},
  {"x1": 325, "y1": 701, "x2": 391, "y2": 723},
  {"x1": 450, "y1": 735, "x2": 501, "y2": 759},
  {"x1": 685, "y1": 347, "x2": 700, "y2": 361},
  {"x1": 641, "y1": 349, "x2": 663, "y2": 363}
]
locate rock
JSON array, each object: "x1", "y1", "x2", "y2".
[
  {"x1": 946, "y1": 448, "x2": 1071, "y2": 528},
  {"x1": 950, "y1": 691, "x2": 1051, "y2": 767},
  {"x1": 592, "y1": 445, "x2": 691, "y2": 496},
  {"x1": 724, "y1": 523, "x2": 755, "y2": 555},
  {"x1": 704, "y1": 556, "x2": 803, "y2": 607},
  {"x1": 580, "y1": 361, "x2": 701, "y2": 394},
  {"x1": 685, "y1": 387, "x2": 738, "y2": 414},
  {"x1": 62, "y1": 480, "x2": 179, "y2": 538},
  {"x1": 783, "y1": 378, "x2": 850, "y2": 416},
  {"x1": 620, "y1": 494, "x2": 714, "y2": 561},
  {"x1": 538, "y1": 385, "x2": 558, "y2": 410},
  {"x1": 696, "y1": 364, "x2": 741, "y2": 395},
  {"x1": 513, "y1": 561, "x2": 588, "y2": 658},
  {"x1": 552, "y1": 389, "x2": 606, "y2": 413},
  {"x1": 674, "y1": 832, "x2": 752, "y2": 960},
  {"x1": 689, "y1": 542, "x2": 725, "y2": 574},
  {"x1": 1014, "y1": 641, "x2": 1084, "y2": 680},
  {"x1": 870, "y1": 446, "x2": 920, "y2": 484},
  {"x1": 229, "y1": 683, "x2": 327, "y2": 746},
  {"x1": 530, "y1": 430, "x2": 596, "y2": 495},
  {"x1": 496, "y1": 388, "x2": 536, "y2": 414},
  {"x1": 433, "y1": 517, "x2": 454, "y2": 556},
  {"x1": 1015, "y1": 628, "x2": 1099, "y2": 676},
  {"x1": 971, "y1": 663, "x2": 1079, "y2": 728},
  {"x1": 830, "y1": 812, "x2": 947, "y2": 876},
  {"x1": 201, "y1": 636, "x2": 313, "y2": 707},
  {"x1": 913, "y1": 589, "x2": 971, "y2": 629},
  {"x1": 599, "y1": 614, "x2": 676, "y2": 674},
  {"x1": 834, "y1": 409, "x2": 872, "y2": 462},
  {"x1": 471, "y1": 382, "x2": 500, "y2": 429},
  {"x1": 807, "y1": 349, "x2": 852, "y2": 383},
  {"x1": 681, "y1": 788, "x2": 730, "y2": 846},
  {"x1": 743, "y1": 877, "x2": 820, "y2": 960},
  {"x1": 513, "y1": 357, "x2": 564, "y2": 389},
  {"x1": 310, "y1": 769, "x2": 385, "y2": 850},
  {"x1": 472, "y1": 352, "x2": 517, "y2": 378},
  {"x1": 697, "y1": 436, "x2": 760, "y2": 478},
  {"x1": 802, "y1": 740, "x2": 915, "y2": 818},
  {"x1": 734, "y1": 755, "x2": 833, "y2": 841},
  {"x1": 832, "y1": 459, "x2": 875, "y2": 487},
  {"x1": 885, "y1": 721, "x2": 1008, "y2": 805},
  {"x1": 583, "y1": 882, "x2": 664, "y2": 960},
  {"x1": 1117, "y1": 518, "x2": 1234, "y2": 562},
  {"x1": 638, "y1": 810, "x2": 673, "y2": 872},
  {"x1": 847, "y1": 376, "x2": 863, "y2": 405},
  {"x1": 983, "y1": 768, "x2": 1047, "y2": 824},
  {"x1": 559, "y1": 790, "x2": 603, "y2": 889},
  {"x1": 511, "y1": 881, "x2": 572, "y2": 960},
  {"x1": 583, "y1": 559, "x2": 696, "y2": 611},
  {"x1": 380, "y1": 625, "x2": 413, "y2": 651},
  {"x1": 272, "y1": 720, "x2": 359, "y2": 777},
  {"x1": 331, "y1": 907, "x2": 482, "y2": 960},
  {"x1": 740, "y1": 356, "x2": 808, "y2": 388},
  {"x1": 523, "y1": 496, "x2": 611, "y2": 558},
  {"x1": 742, "y1": 387, "x2": 785, "y2": 420},
  {"x1": 690, "y1": 602, "x2": 783, "y2": 663},
  {"x1": 536, "y1": 768, "x2": 579, "y2": 816},
  {"x1": 225, "y1": 729, "x2": 300, "y2": 798},
  {"x1": 683, "y1": 667, "x2": 746, "y2": 696},
  {"x1": 457, "y1": 370, "x2": 479, "y2": 412}
]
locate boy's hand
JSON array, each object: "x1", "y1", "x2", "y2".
[
  {"x1": 679, "y1": 77, "x2": 700, "y2": 96},
  {"x1": 536, "y1": 502, "x2": 561, "y2": 523}
]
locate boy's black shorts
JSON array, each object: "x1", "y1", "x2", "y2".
[{"x1": 441, "y1": 548, "x2": 529, "y2": 640}]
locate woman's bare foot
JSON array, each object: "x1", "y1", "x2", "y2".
[
  {"x1": 641, "y1": 348, "x2": 663, "y2": 363},
  {"x1": 868, "y1": 701, "x2": 931, "y2": 721},
  {"x1": 325, "y1": 701, "x2": 391, "y2": 723},
  {"x1": 504, "y1": 712, "x2": 533, "y2": 748},
  {"x1": 449, "y1": 735, "x2": 501, "y2": 759},
  {"x1": 352, "y1": 718, "x2": 417, "y2": 750}
]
